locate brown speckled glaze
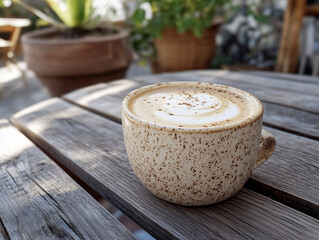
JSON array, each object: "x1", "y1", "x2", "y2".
[{"x1": 122, "y1": 82, "x2": 276, "y2": 206}]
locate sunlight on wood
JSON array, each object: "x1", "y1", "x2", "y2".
[
  {"x1": 13, "y1": 99, "x2": 82, "y2": 135},
  {"x1": 201, "y1": 70, "x2": 229, "y2": 77},
  {"x1": 0, "y1": 119, "x2": 81, "y2": 194},
  {"x1": 77, "y1": 79, "x2": 139, "y2": 105},
  {"x1": 13, "y1": 98, "x2": 57, "y2": 118},
  {"x1": 0, "y1": 122, "x2": 31, "y2": 161},
  {"x1": 12, "y1": 100, "x2": 56, "y2": 134}
]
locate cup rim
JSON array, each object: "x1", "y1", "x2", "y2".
[{"x1": 122, "y1": 82, "x2": 263, "y2": 133}]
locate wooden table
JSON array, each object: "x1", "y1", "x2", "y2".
[{"x1": 1, "y1": 70, "x2": 319, "y2": 239}]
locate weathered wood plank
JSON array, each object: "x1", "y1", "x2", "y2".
[
  {"x1": 242, "y1": 71, "x2": 319, "y2": 84},
  {"x1": 262, "y1": 102, "x2": 319, "y2": 140},
  {"x1": 63, "y1": 80, "x2": 145, "y2": 105},
  {"x1": 199, "y1": 70, "x2": 319, "y2": 96},
  {"x1": 0, "y1": 119, "x2": 136, "y2": 240},
  {"x1": 11, "y1": 99, "x2": 319, "y2": 239},
  {"x1": 251, "y1": 126, "x2": 319, "y2": 217},
  {"x1": 63, "y1": 83, "x2": 123, "y2": 123},
  {"x1": 64, "y1": 75, "x2": 319, "y2": 140}
]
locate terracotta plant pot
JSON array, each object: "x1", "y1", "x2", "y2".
[
  {"x1": 22, "y1": 27, "x2": 133, "y2": 96},
  {"x1": 153, "y1": 21, "x2": 221, "y2": 73}
]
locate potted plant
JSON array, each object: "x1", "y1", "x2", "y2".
[
  {"x1": 131, "y1": 0, "x2": 227, "y2": 73},
  {"x1": 8, "y1": 0, "x2": 132, "y2": 96}
]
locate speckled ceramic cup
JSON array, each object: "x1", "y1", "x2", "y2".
[{"x1": 122, "y1": 82, "x2": 276, "y2": 206}]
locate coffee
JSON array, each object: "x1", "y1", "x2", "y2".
[
  {"x1": 122, "y1": 82, "x2": 275, "y2": 206},
  {"x1": 129, "y1": 83, "x2": 256, "y2": 128}
]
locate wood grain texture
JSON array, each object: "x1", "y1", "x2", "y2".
[
  {"x1": 64, "y1": 79, "x2": 145, "y2": 104},
  {"x1": 262, "y1": 102, "x2": 319, "y2": 140},
  {"x1": 11, "y1": 99, "x2": 319, "y2": 239},
  {"x1": 64, "y1": 72, "x2": 319, "y2": 140},
  {"x1": 250, "y1": 126, "x2": 319, "y2": 218},
  {"x1": 199, "y1": 70, "x2": 319, "y2": 96},
  {"x1": 65, "y1": 83, "x2": 319, "y2": 218},
  {"x1": 242, "y1": 71, "x2": 319, "y2": 84},
  {"x1": 63, "y1": 83, "x2": 123, "y2": 123},
  {"x1": 0, "y1": 119, "x2": 136, "y2": 240}
]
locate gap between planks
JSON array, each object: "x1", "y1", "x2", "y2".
[{"x1": 0, "y1": 119, "x2": 136, "y2": 240}]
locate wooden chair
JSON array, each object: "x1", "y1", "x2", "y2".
[
  {"x1": 0, "y1": 18, "x2": 30, "y2": 96},
  {"x1": 276, "y1": 1, "x2": 319, "y2": 73}
]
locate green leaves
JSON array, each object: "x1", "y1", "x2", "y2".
[
  {"x1": 132, "y1": 8, "x2": 146, "y2": 26},
  {"x1": 131, "y1": 0, "x2": 228, "y2": 39},
  {"x1": 9, "y1": 0, "x2": 100, "y2": 30},
  {"x1": 0, "y1": 0, "x2": 6, "y2": 8},
  {"x1": 131, "y1": 0, "x2": 228, "y2": 60},
  {"x1": 46, "y1": 0, "x2": 94, "y2": 28},
  {"x1": 11, "y1": 0, "x2": 66, "y2": 28}
]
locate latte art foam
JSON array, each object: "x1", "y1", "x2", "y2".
[{"x1": 129, "y1": 84, "x2": 255, "y2": 128}]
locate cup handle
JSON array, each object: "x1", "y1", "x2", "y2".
[{"x1": 255, "y1": 129, "x2": 276, "y2": 169}]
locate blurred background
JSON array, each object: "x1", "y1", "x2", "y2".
[
  {"x1": 3, "y1": 0, "x2": 319, "y2": 74},
  {"x1": 1, "y1": 1, "x2": 319, "y2": 238}
]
